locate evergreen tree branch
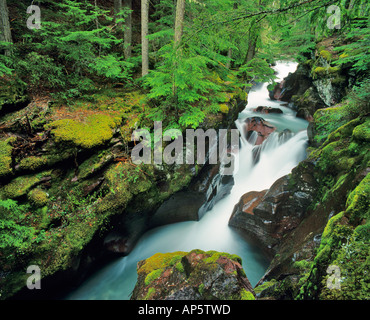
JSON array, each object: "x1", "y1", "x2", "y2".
[{"x1": 182, "y1": 0, "x2": 339, "y2": 45}]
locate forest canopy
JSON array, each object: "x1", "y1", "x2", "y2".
[{"x1": 0, "y1": 0, "x2": 369, "y2": 129}]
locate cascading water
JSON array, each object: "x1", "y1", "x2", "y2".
[{"x1": 66, "y1": 61, "x2": 308, "y2": 300}]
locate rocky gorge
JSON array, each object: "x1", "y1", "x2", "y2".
[
  {"x1": 0, "y1": 74, "x2": 247, "y2": 299},
  {"x1": 229, "y1": 38, "x2": 369, "y2": 300},
  {"x1": 130, "y1": 39, "x2": 369, "y2": 301},
  {"x1": 1, "y1": 35, "x2": 368, "y2": 301}
]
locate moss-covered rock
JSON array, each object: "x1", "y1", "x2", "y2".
[
  {"x1": 319, "y1": 50, "x2": 332, "y2": 61},
  {"x1": 131, "y1": 250, "x2": 255, "y2": 300},
  {"x1": 352, "y1": 119, "x2": 370, "y2": 142},
  {"x1": 17, "y1": 156, "x2": 48, "y2": 172},
  {"x1": 0, "y1": 170, "x2": 51, "y2": 199},
  {"x1": 95, "y1": 162, "x2": 152, "y2": 213},
  {"x1": 219, "y1": 103, "x2": 229, "y2": 114},
  {"x1": 45, "y1": 114, "x2": 122, "y2": 149},
  {"x1": 0, "y1": 137, "x2": 15, "y2": 177},
  {"x1": 28, "y1": 188, "x2": 49, "y2": 207}
]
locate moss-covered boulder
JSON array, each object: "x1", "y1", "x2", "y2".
[
  {"x1": 27, "y1": 188, "x2": 49, "y2": 207},
  {"x1": 0, "y1": 170, "x2": 51, "y2": 200},
  {"x1": 0, "y1": 137, "x2": 16, "y2": 177},
  {"x1": 131, "y1": 250, "x2": 256, "y2": 300},
  {"x1": 45, "y1": 113, "x2": 122, "y2": 149}
]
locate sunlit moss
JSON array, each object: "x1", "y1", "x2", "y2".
[
  {"x1": 46, "y1": 114, "x2": 122, "y2": 149},
  {"x1": 0, "y1": 137, "x2": 15, "y2": 177}
]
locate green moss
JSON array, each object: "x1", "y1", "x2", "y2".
[
  {"x1": 293, "y1": 259, "x2": 313, "y2": 271},
  {"x1": 0, "y1": 171, "x2": 50, "y2": 199},
  {"x1": 320, "y1": 50, "x2": 332, "y2": 61},
  {"x1": 219, "y1": 104, "x2": 229, "y2": 114},
  {"x1": 203, "y1": 250, "x2": 242, "y2": 265},
  {"x1": 318, "y1": 140, "x2": 353, "y2": 172},
  {"x1": 321, "y1": 211, "x2": 345, "y2": 248},
  {"x1": 319, "y1": 237, "x2": 369, "y2": 300},
  {"x1": 346, "y1": 173, "x2": 370, "y2": 224},
  {"x1": 96, "y1": 162, "x2": 152, "y2": 213},
  {"x1": 145, "y1": 269, "x2": 164, "y2": 286},
  {"x1": 45, "y1": 114, "x2": 122, "y2": 149},
  {"x1": 313, "y1": 105, "x2": 351, "y2": 144},
  {"x1": 313, "y1": 66, "x2": 327, "y2": 76},
  {"x1": 18, "y1": 156, "x2": 48, "y2": 171},
  {"x1": 198, "y1": 283, "x2": 205, "y2": 295},
  {"x1": 328, "y1": 66, "x2": 340, "y2": 74},
  {"x1": 352, "y1": 119, "x2": 370, "y2": 142},
  {"x1": 145, "y1": 287, "x2": 156, "y2": 300},
  {"x1": 28, "y1": 188, "x2": 49, "y2": 207},
  {"x1": 326, "y1": 117, "x2": 362, "y2": 143},
  {"x1": 175, "y1": 261, "x2": 185, "y2": 273},
  {"x1": 238, "y1": 90, "x2": 248, "y2": 102},
  {"x1": 0, "y1": 137, "x2": 15, "y2": 177},
  {"x1": 331, "y1": 75, "x2": 346, "y2": 85},
  {"x1": 254, "y1": 279, "x2": 277, "y2": 294},
  {"x1": 77, "y1": 152, "x2": 113, "y2": 180},
  {"x1": 138, "y1": 251, "x2": 188, "y2": 275},
  {"x1": 240, "y1": 289, "x2": 255, "y2": 300}
]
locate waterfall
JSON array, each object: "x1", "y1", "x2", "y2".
[{"x1": 66, "y1": 61, "x2": 308, "y2": 300}]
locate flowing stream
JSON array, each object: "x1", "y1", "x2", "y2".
[{"x1": 66, "y1": 61, "x2": 308, "y2": 300}]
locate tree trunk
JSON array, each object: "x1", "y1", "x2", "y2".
[
  {"x1": 123, "y1": 0, "x2": 132, "y2": 59},
  {"x1": 172, "y1": 0, "x2": 186, "y2": 112},
  {"x1": 174, "y1": 0, "x2": 186, "y2": 47},
  {"x1": 0, "y1": 0, "x2": 12, "y2": 56},
  {"x1": 243, "y1": 20, "x2": 259, "y2": 65},
  {"x1": 141, "y1": 0, "x2": 149, "y2": 76},
  {"x1": 114, "y1": 0, "x2": 122, "y2": 29}
]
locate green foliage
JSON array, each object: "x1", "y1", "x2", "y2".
[
  {"x1": 144, "y1": 43, "x2": 222, "y2": 129},
  {"x1": 0, "y1": 199, "x2": 44, "y2": 254},
  {"x1": 16, "y1": 52, "x2": 65, "y2": 90},
  {"x1": 333, "y1": 21, "x2": 370, "y2": 77},
  {"x1": 320, "y1": 236, "x2": 369, "y2": 300},
  {"x1": 238, "y1": 57, "x2": 276, "y2": 83},
  {"x1": 347, "y1": 79, "x2": 370, "y2": 116},
  {"x1": 5, "y1": 0, "x2": 134, "y2": 99}
]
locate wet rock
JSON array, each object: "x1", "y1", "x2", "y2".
[
  {"x1": 130, "y1": 250, "x2": 256, "y2": 300},
  {"x1": 254, "y1": 106, "x2": 283, "y2": 114},
  {"x1": 229, "y1": 161, "x2": 317, "y2": 256},
  {"x1": 270, "y1": 64, "x2": 312, "y2": 102},
  {"x1": 244, "y1": 117, "x2": 276, "y2": 145}
]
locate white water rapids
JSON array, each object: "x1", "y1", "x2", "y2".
[{"x1": 66, "y1": 61, "x2": 308, "y2": 300}]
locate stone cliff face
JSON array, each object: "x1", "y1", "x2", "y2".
[{"x1": 269, "y1": 37, "x2": 353, "y2": 122}]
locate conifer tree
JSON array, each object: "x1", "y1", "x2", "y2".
[
  {"x1": 141, "y1": 0, "x2": 149, "y2": 76},
  {"x1": 0, "y1": 0, "x2": 12, "y2": 56}
]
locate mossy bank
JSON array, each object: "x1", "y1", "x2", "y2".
[{"x1": 0, "y1": 83, "x2": 246, "y2": 299}]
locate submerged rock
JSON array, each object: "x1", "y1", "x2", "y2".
[
  {"x1": 254, "y1": 106, "x2": 283, "y2": 114},
  {"x1": 131, "y1": 250, "x2": 256, "y2": 300}
]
